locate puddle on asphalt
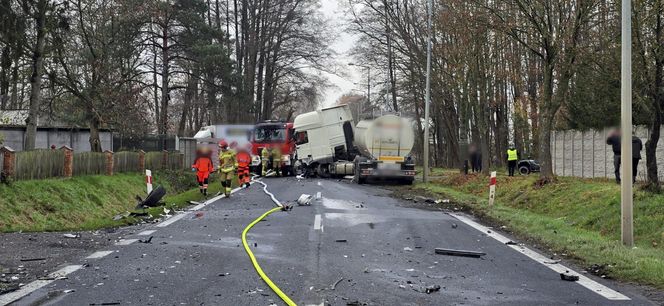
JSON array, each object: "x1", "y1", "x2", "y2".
[
  {"x1": 321, "y1": 198, "x2": 366, "y2": 210},
  {"x1": 325, "y1": 212, "x2": 387, "y2": 227}
]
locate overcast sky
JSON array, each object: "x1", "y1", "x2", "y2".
[{"x1": 317, "y1": 0, "x2": 363, "y2": 108}]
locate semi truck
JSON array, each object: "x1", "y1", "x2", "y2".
[{"x1": 293, "y1": 105, "x2": 416, "y2": 184}]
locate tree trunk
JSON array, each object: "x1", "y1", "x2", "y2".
[
  {"x1": 0, "y1": 45, "x2": 10, "y2": 109},
  {"x1": 88, "y1": 116, "x2": 102, "y2": 152},
  {"x1": 25, "y1": 0, "x2": 48, "y2": 151},
  {"x1": 160, "y1": 26, "x2": 170, "y2": 137},
  {"x1": 645, "y1": 5, "x2": 663, "y2": 190},
  {"x1": 538, "y1": 59, "x2": 556, "y2": 180}
]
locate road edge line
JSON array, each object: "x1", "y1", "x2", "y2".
[{"x1": 449, "y1": 212, "x2": 630, "y2": 301}]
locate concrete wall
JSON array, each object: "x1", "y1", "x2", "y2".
[
  {"x1": 551, "y1": 126, "x2": 663, "y2": 181},
  {"x1": 0, "y1": 127, "x2": 113, "y2": 152}
]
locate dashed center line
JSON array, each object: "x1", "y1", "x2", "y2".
[
  {"x1": 86, "y1": 251, "x2": 114, "y2": 259},
  {"x1": 137, "y1": 230, "x2": 156, "y2": 236},
  {"x1": 114, "y1": 239, "x2": 138, "y2": 246},
  {"x1": 313, "y1": 214, "x2": 323, "y2": 232}
]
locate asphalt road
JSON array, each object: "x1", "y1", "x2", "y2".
[{"x1": 5, "y1": 177, "x2": 658, "y2": 306}]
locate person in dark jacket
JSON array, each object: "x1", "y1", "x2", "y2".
[
  {"x1": 606, "y1": 129, "x2": 643, "y2": 184},
  {"x1": 606, "y1": 129, "x2": 622, "y2": 183},
  {"x1": 468, "y1": 144, "x2": 482, "y2": 173},
  {"x1": 632, "y1": 135, "x2": 643, "y2": 183}
]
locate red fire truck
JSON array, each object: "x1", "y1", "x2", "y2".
[{"x1": 250, "y1": 120, "x2": 297, "y2": 176}]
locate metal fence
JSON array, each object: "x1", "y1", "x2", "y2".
[
  {"x1": 551, "y1": 127, "x2": 662, "y2": 181},
  {"x1": 178, "y1": 137, "x2": 197, "y2": 168}
]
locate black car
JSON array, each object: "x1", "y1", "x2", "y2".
[{"x1": 518, "y1": 159, "x2": 541, "y2": 175}]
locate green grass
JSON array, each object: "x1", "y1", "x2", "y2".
[
  {"x1": 416, "y1": 171, "x2": 664, "y2": 288},
  {"x1": 0, "y1": 171, "x2": 234, "y2": 232}
]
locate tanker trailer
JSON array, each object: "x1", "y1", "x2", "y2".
[{"x1": 293, "y1": 105, "x2": 416, "y2": 184}]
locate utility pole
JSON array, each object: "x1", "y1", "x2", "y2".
[
  {"x1": 620, "y1": 0, "x2": 634, "y2": 247},
  {"x1": 349, "y1": 63, "x2": 371, "y2": 119},
  {"x1": 423, "y1": 0, "x2": 432, "y2": 183}
]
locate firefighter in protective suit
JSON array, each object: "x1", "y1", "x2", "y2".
[
  {"x1": 271, "y1": 145, "x2": 283, "y2": 176},
  {"x1": 218, "y1": 140, "x2": 237, "y2": 197},
  {"x1": 261, "y1": 146, "x2": 272, "y2": 176},
  {"x1": 236, "y1": 143, "x2": 252, "y2": 188}
]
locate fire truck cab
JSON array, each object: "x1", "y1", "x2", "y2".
[{"x1": 250, "y1": 120, "x2": 296, "y2": 176}]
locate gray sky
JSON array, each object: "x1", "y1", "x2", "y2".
[{"x1": 317, "y1": 0, "x2": 363, "y2": 107}]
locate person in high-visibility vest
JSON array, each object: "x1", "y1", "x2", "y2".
[
  {"x1": 506, "y1": 146, "x2": 519, "y2": 177},
  {"x1": 236, "y1": 143, "x2": 252, "y2": 188},
  {"x1": 191, "y1": 146, "x2": 214, "y2": 197},
  {"x1": 218, "y1": 140, "x2": 237, "y2": 197}
]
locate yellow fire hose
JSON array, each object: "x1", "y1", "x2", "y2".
[{"x1": 241, "y1": 177, "x2": 297, "y2": 306}]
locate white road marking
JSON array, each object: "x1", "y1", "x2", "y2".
[
  {"x1": 450, "y1": 213, "x2": 631, "y2": 301},
  {"x1": 156, "y1": 212, "x2": 189, "y2": 227},
  {"x1": 86, "y1": 251, "x2": 114, "y2": 259},
  {"x1": 313, "y1": 214, "x2": 322, "y2": 231},
  {"x1": 137, "y1": 230, "x2": 156, "y2": 236},
  {"x1": 114, "y1": 239, "x2": 138, "y2": 246},
  {"x1": 0, "y1": 265, "x2": 83, "y2": 305}
]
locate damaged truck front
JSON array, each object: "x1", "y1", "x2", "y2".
[{"x1": 293, "y1": 104, "x2": 416, "y2": 184}]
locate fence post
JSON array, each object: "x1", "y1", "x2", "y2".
[
  {"x1": 162, "y1": 150, "x2": 169, "y2": 170},
  {"x1": 104, "y1": 150, "x2": 114, "y2": 176},
  {"x1": 61, "y1": 146, "x2": 73, "y2": 178},
  {"x1": 138, "y1": 150, "x2": 145, "y2": 172},
  {"x1": 0, "y1": 146, "x2": 16, "y2": 179}
]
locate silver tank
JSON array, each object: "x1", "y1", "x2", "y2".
[{"x1": 354, "y1": 115, "x2": 414, "y2": 161}]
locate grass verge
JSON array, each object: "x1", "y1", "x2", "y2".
[
  {"x1": 0, "y1": 171, "x2": 235, "y2": 233},
  {"x1": 414, "y1": 170, "x2": 664, "y2": 289}
]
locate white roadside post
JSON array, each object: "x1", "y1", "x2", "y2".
[
  {"x1": 489, "y1": 171, "x2": 497, "y2": 206},
  {"x1": 146, "y1": 169, "x2": 153, "y2": 194},
  {"x1": 620, "y1": 0, "x2": 634, "y2": 247}
]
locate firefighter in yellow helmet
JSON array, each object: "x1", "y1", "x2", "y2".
[
  {"x1": 261, "y1": 146, "x2": 272, "y2": 176},
  {"x1": 218, "y1": 140, "x2": 237, "y2": 197}
]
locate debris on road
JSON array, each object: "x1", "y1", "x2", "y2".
[
  {"x1": 135, "y1": 185, "x2": 167, "y2": 209},
  {"x1": 434, "y1": 248, "x2": 486, "y2": 258},
  {"x1": 425, "y1": 284, "x2": 441, "y2": 294},
  {"x1": 403, "y1": 247, "x2": 413, "y2": 252},
  {"x1": 19, "y1": 257, "x2": 47, "y2": 262},
  {"x1": 138, "y1": 236, "x2": 153, "y2": 244},
  {"x1": 331, "y1": 277, "x2": 344, "y2": 290},
  {"x1": 63, "y1": 233, "x2": 80, "y2": 239},
  {"x1": 297, "y1": 194, "x2": 313, "y2": 206},
  {"x1": 505, "y1": 240, "x2": 517, "y2": 245},
  {"x1": 335, "y1": 239, "x2": 348, "y2": 243},
  {"x1": 193, "y1": 212, "x2": 204, "y2": 219},
  {"x1": 560, "y1": 271, "x2": 579, "y2": 282},
  {"x1": 63, "y1": 289, "x2": 76, "y2": 293},
  {"x1": 451, "y1": 223, "x2": 458, "y2": 229}
]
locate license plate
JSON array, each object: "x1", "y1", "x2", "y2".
[{"x1": 378, "y1": 163, "x2": 401, "y2": 170}]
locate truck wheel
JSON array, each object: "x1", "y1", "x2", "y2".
[
  {"x1": 519, "y1": 166, "x2": 530, "y2": 175},
  {"x1": 353, "y1": 157, "x2": 365, "y2": 184},
  {"x1": 317, "y1": 164, "x2": 331, "y2": 178}
]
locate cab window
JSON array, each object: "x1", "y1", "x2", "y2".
[{"x1": 295, "y1": 131, "x2": 309, "y2": 145}]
